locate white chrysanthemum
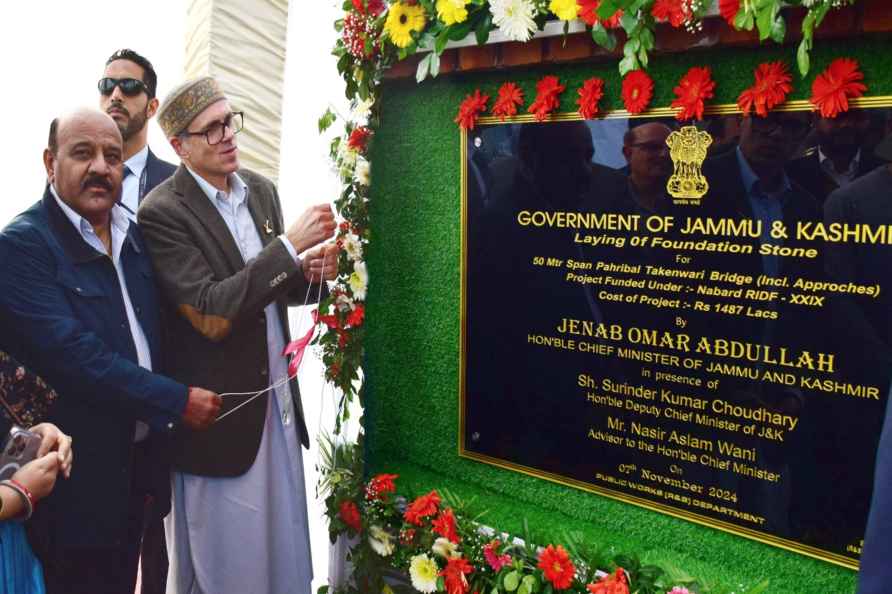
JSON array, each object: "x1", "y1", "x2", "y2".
[
  {"x1": 355, "y1": 157, "x2": 371, "y2": 186},
  {"x1": 489, "y1": 0, "x2": 537, "y2": 42},
  {"x1": 349, "y1": 261, "x2": 368, "y2": 300},
  {"x1": 431, "y1": 536, "x2": 460, "y2": 559},
  {"x1": 409, "y1": 554, "x2": 439, "y2": 593},
  {"x1": 342, "y1": 232, "x2": 363, "y2": 262},
  {"x1": 368, "y1": 524, "x2": 394, "y2": 557},
  {"x1": 352, "y1": 97, "x2": 375, "y2": 121}
]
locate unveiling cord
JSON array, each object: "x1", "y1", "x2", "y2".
[{"x1": 214, "y1": 253, "x2": 328, "y2": 424}]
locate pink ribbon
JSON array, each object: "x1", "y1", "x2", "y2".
[{"x1": 282, "y1": 324, "x2": 316, "y2": 377}]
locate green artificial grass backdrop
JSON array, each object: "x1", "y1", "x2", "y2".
[{"x1": 365, "y1": 36, "x2": 892, "y2": 594}]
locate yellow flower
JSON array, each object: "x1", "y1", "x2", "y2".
[
  {"x1": 549, "y1": 0, "x2": 578, "y2": 20},
  {"x1": 385, "y1": 2, "x2": 427, "y2": 48},
  {"x1": 436, "y1": 0, "x2": 469, "y2": 25}
]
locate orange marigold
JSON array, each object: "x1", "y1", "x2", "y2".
[
  {"x1": 737, "y1": 61, "x2": 793, "y2": 117},
  {"x1": 651, "y1": 0, "x2": 689, "y2": 28},
  {"x1": 439, "y1": 556, "x2": 474, "y2": 594},
  {"x1": 403, "y1": 490, "x2": 441, "y2": 525},
  {"x1": 528, "y1": 75, "x2": 565, "y2": 121},
  {"x1": 810, "y1": 58, "x2": 867, "y2": 119},
  {"x1": 492, "y1": 82, "x2": 525, "y2": 121},
  {"x1": 578, "y1": 0, "x2": 622, "y2": 28},
  {"x1": 537, "y1": 544, "x2": 576, "y2": 590},
  {"x1": 671, "y1": 66, "x2": 716, "y2": 121},
  {"x1": 455, "y1": 89, "x2": 490, "y2": 130},
  {"x1": 587, "y1": 568, "x2": 630, "y2": 594},
  {"x1": 432, "y1": 507, "x2": 460, "y2": 543},
  {"x1": 577, "y1": 77, "x2": 605, "y2": 120},
  {"x1": 719, "y1": 0, "x2": 740, "y2": 26},
  {"x1": 621, "y1": 70, "x2": 654, "y2": 114}
]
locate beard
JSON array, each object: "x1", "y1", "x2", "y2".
[{"x1": 111, "y1": 103, "x2": 149, "y2": 142}]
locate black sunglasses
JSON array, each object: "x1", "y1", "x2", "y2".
[{"x1": 98, "y1": 77, "x2": 149, "y2": 97}]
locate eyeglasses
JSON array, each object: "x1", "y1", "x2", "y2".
[
  {"x1": 98, "y1": 77, "x2": 149, "y2": 97},
  {"x1": 181, "y1": 112, "x2": 244, "y2": 145}
]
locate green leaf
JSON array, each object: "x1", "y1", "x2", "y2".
[
  {"x1": 735, "y1": 8, "x2": 754, "y2": 31},
  {"x1": 756, "y1": 6, "x2": 774, "y2": 41},
  {"x1": 429, "y1": 51, "x2": 441, "y2": 78},
  {"x1": 590, "y1": 23, "x2": 615, "y2": 51},
  {"x1": 415, "y1": 53, "x2": 432, "y2": 83},
  {"x1": 317, "y1": 108, "x2": 337, "y2": 133},
  {"x1": 503, "y1": 571, "x2": 520, "y2": 592},
  {"x1": 802, "y1": 12, "x2": 816, "y2": 37},
  {"x1": 475, "y1": 11, "x2": 493, "y2": 45},
  {"x1": 517, "y1": 584, "x2": 531, "y2": 594},
  {"x1": 620, "y1": 13, "x2": 638, "y2": 35},
  {"x1": 597, "y1": 0, "x2": 619, "y2": 18},
  {"x1": 638, "y1": 47, "x2": 649, "y2": 68},
  {"x1": 521, "y1": 574, "x2": 540, "y2": 593},
  {"x1": 619, "y1": 54, "x2": 639, "y2": 76},
  {"x1": 639, "y1": 27, "x2": 655, "y2": 51},
  {"x1": 435, "y1": 29, "x2": 450, "y2": 54},
  {"x1": 797, "y1": 38, "x2": 811, "y2": 76},
  {"x1": 770, "y1": 15, "x2": 786, "y2": 43},
  {"x1": 448, "y1": 20, "x2": 474, "y2": 41},
  {"x1": 624, "y1": 37, "x2": 641, "y2": 54}
]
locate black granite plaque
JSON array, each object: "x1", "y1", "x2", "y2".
[{"x1": 460, "y1": 107, "x2": 892, "y2": 568}]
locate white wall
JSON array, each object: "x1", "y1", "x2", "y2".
[{"x1": 1, "y1": 2, "x2": 349, "y2": 590}]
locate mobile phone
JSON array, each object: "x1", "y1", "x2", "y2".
[{"x1": 0, "y1": 426, "x2": 42, "y2": 481}]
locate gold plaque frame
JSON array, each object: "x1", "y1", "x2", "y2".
[{"x1": 458, "y1": 97, "x2": 892, "y2": 570}]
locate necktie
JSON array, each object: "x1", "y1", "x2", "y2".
[{"x1": 123, "y1": 164, "x2": 134, "y2": 179}]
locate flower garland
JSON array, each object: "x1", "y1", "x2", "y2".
[{"x1": 317, "y1": 438, "x2": 772, "y2": 594}]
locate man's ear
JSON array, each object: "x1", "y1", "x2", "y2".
[
  {"x1": 170, "y1": 136, "x2": 189, "y2": 160},
  {"x1": 43, "y1": 149, "x2": 55, "y2": 184},
  {"x1": 147, "y1": 97, "x2": 160, "y2": 119},
  {"x1": 622, "y1": 146, "x2": 632, "y2": 162}
]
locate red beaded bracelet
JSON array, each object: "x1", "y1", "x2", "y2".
[{"x1": 8, "y1": 478, "x2": 36, "y2": 511}]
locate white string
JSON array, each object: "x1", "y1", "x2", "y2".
[{"x1": 214, "y1": 250, "x2": 328, "y2": 424}]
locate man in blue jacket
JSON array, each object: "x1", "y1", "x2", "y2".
[{"x1": 0, "y1": 108, "x2": 221, "y2": 594}]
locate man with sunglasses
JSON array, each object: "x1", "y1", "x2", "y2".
[
  {"x1": 99, "y1": 49, "x2": 176, "y2": 221},
  {"x1": 138, "y1": 77, "x2": 339, "y2": 594}
]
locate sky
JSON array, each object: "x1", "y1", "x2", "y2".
[{"x1": 0, "y1": 2, "x2": 351, "y2": 589}]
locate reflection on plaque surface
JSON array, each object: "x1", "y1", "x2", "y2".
[{"x1": 460, "y1": 106, "x2": 892, "y2": 568}]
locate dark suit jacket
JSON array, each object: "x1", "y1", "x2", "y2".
[
  {"x1": 139, "y1": 166, "x2": 316, "y2": 477},
  {"x1": 143, "y1": 148, "x2": 177, "y2": 203},
  {"x1": 787, "y1": 148, "x2": 886, "y2": 204},
  {"x1": 859, "y1": 383, "x2": 892, "y2": 594},
  {"x1": 0, "y1": 189, "x2": 188, "y2": 549}
]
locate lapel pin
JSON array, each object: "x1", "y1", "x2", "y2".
[{"x1": 263, "y1": 219, "x2": 273, "y2": 235}]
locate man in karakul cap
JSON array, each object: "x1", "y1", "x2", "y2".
[{"x1": 138, "y1": 76, "x2": 339, "y2": 594}]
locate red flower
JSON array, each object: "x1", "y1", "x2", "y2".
[
  {"x1": 352, "y1": 0, "x2": 385, "y2": 16},
  {"x1": 439, "y1": 556, "x2": 474, "y2": 594},
  {"x1": 537, "y1": 544, "x2": 576, "y2": 590},
  {"x1": 671, "y1": 66, "x2": 716, "y2": 121},
  {"x1": 348, "y1": 127, "x2": 372, "y2": 151},
  {"x1": 483, "y1": 540, "x2": 512, "y2": 572},
  {"x1": 338, "y1": 500, "x2": 362, "y2": 533},
  {"x1": 586, "y1": 568, "x2": 629, "y2": 594},
  {"x1": 346, "y1": 304, "x2": 365, "y2": 327},
  {"x1": 399, "y1": 527, "x2": 416, "y2": 544},
  {"x1": 651, "y1": 0, "x2": 689, "y2": 27},
  {"x1": 432, "y1": 507, "x2": 460, "y2": 543},
  {"x1": 578, "y1": 0, "x2": 622, "y2": 28},
  {"x1": 621, "y1": 70, "x2": 654, "y2": 114},
  {"x1": 528, "y1": 76, "x2": 566, "y2": 122},
  {"x1": 492, "y1": 82, "x2": 525, "y2": 121},
  {"x1": 719, "y1": 0, "x2": 740, "y2": 26},
  {"x1": 737, "y1": 61, "x2": 793, "y2": 117},
  {"x1": 366, "y1": 473, "x2": 398, "y2": 500},
  {"x1": 455, "y1": 89, "x2": 490, "y2": 130},
  {"x1": 403, "y1": 490, "x2": 441, "y2": 525},
  {"x1": 577, "y1": 77, "x2": 605, "y2": 120},
  {"x1": 343, "y1": 11, "x2": 380, "y2": 60},
  {"x1": 317, "y1": 309, "x2": 340, "y2": 329},
  {"x1": 810, "y1": 58, "x2": 867, "y2": 119}
]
